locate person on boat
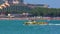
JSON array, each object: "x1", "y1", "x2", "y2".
[{"x1": 29, "y1": 20, "x2": 37, "y2": 24}]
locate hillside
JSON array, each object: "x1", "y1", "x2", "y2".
[{"x1": 0, "y1": 5, "x2": 60, "y2": 17}]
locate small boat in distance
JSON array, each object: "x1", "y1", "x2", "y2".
[{"x1": 24, "y1": 20, "x2": 48, "y2": 25}]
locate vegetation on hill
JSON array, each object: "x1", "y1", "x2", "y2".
[{"x1": 30, "y1": 7, "x2": 60, "y2": 17}]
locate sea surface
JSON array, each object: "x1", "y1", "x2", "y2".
[{"x1": 0, "y1": 20, "x2": 60, "y2": 34}]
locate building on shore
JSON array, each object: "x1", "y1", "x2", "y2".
[
  {"x1": 27, "y1": 4, "x2": 49, "y2": 8},
  {"x1": 0, "y1": 0, "x2": 49, "y2": 9}
]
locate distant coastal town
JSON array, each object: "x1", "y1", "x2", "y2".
[{"x1": 0, "y1": 0, "x2": 60, "y2": 20}]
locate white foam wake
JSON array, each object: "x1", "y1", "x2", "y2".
[{"x1": 40, "y1": 24, "x2": 60, "y2": 25}]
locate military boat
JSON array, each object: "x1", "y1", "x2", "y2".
[{"x1": 24, "y1": 20, "x2": 48, "y2": 25}]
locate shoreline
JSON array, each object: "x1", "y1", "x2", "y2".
[{"x1": 0, "y1": 17, "x2": 60, "y2": 20}]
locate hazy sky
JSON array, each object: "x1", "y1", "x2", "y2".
[{"x1": 24, "y1": 0, "x2": 60, "y2": 8}]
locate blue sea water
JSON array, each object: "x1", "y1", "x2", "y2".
[{"x1": 0, "y1": 20, "x2": 60, "y2": 34}]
